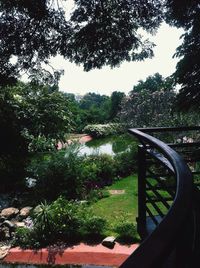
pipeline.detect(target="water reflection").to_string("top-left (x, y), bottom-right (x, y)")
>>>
top-left (79, 134), bottom-right (135, 156)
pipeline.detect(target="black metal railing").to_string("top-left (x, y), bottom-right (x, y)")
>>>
top-left (120, 127), bottom-right (200, 268)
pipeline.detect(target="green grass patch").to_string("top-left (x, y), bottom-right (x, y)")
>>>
top-left (90, 175), bottom-right (138, 235)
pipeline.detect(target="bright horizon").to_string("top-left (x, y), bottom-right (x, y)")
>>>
top-left (20, 21), bottom-right (184, 96)
top-left (49, 22), bottom-right (184, 96)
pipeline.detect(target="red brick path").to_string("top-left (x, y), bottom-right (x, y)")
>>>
top-left (4, 242), bottom-right (138, 267)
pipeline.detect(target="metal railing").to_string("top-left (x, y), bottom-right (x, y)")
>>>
top-left (120, 127), bottom-right (197, 268)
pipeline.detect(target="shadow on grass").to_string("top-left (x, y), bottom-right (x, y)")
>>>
top-left (116, 236), bottom-right (140, 246)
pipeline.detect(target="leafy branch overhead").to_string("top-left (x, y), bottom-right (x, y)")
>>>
top-left (0, 0), bottom-right (200, 109)
top-left (0, 0), bottom-right (163, 83)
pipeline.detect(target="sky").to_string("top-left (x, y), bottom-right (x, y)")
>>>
top-left (50, 22), bottom-right (184, 96)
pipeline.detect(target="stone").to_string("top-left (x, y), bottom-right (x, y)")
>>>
top-left (108, 190), bottom-right (125, 195)
top-left (0, 220), bottom-right (16, 238)
top-left (0, 245), bottom-right (11, 259)
top-left (19, 206), bottom-right (33, 219)
top-left (12, 221), bottom-right (26, 228)
top-left (102, 236), bottom-right (116, 249)
top-left (0, 207), bottom-right (19, 219)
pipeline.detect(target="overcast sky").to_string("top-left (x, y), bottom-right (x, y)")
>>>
top-left (50, 22), bottom-right (184, 96)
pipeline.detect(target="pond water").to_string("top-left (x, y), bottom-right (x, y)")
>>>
top-left (0, 265), bottom-right (112, 268)
top-left (78, 134), bottom-right (136, 156)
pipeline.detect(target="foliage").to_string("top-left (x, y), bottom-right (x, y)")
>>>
top-left (27, 144), bottom-right (84, 200)
top-left (81, 154), bottom-right (116, 191)
top-left (120, 75), bottom-right (200, 128)
top-left (165, 0), bottom-right (200, 110)
top-left (83, 123), bottom-right (125, 138)
top-left (14, 227), bottom-right (40, 249)
top-left (78, 92), bottom-right (111, 127)
top-left (0, 82), bottom-right (75, 191)
top-left (82, 215), bottom-right (107, 237)
top-left (1, 1), bottom-right (200, 111)
top-left (114, 221), bottom-right (137, 242)
top-left (14, 197), bottom-right (107, 248)
top-left (27, 139), bottom-right (138, 201)
top-left (0, 0), bottom-right (163, 85)
top-left (109, 91), bottom-right (125, 120)
top-left (132, 73), bottom-right (174, 93)
top-left (11, 82), bottom-right (74, 143)
top-left (114, 144), bottom-right (137, 177)
top-left (120, 89), bottom-right (176, 128)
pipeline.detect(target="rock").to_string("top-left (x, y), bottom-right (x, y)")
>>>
top-left (0, 245), bottom-right (11, 259)
top-left (19, 206), bottom-right (33, 219)
top-left (0, 217), bottom-right (6, 223)
top-left (102, 236), bottom-right (116, 249)
top-left (12, 221), bottom-right (26, 228)
top-left (0, 207), bottom-right (19, 219)
top-left (0, 220), bottom-right (16, 238)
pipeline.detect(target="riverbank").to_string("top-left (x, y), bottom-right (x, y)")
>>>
top-left (57, 134), bottom-right (92, 150)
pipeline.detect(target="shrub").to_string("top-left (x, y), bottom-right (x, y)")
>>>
top-left (83, 123), bottom-right (125, 138)
top-left (82, 215), bottom-right (107, 237)
top-left (14, 197), bottom-right (108, 248)
top-left (32, 201), bottom-right (54, 240)
top-left (114, 143), bottom-right (137, 176)
top-left (114, 221), bottom-right (137, 242)
top-left (27, 144), bottom-right (84, 200)
top-left (50, 197), bottom-right (84, 240)
top-left (81, 154), bottom-right (116, 191)
top-left (14, 227), bottom-right (40, 249)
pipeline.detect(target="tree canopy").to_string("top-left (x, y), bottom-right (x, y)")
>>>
top-left (0, 0), bottom-right (200, 109)
top-left (0, 0), bottom-right (163, 84)
top-left (165, 0), bottom-right (200, 110)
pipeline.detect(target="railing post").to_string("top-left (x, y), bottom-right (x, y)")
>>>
top-left (137, 145), bottom-right (147, 239)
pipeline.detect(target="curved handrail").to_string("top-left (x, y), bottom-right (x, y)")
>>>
top-left (120, 128), bottom-right (193, 268)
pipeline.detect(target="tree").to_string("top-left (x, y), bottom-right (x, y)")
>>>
top-left (109, 91), bottom-right (125, 120)
top-left (78, 92), bottom-right (110, 125)
top-left (0, 82), bottom-right (75, 190)
top-left (165, 0), bottom-right (200, 110)
top-left (0, 1), bottom-right (199, 107)
top-left (132, 73), bottom-right (174, 93)
top-left (0, 0), bottom-right (163, 86)
top-left (120, 89), bottom-right (177, 128)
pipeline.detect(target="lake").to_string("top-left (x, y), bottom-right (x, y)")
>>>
top-left (78, 134), bottom-right (136, 156)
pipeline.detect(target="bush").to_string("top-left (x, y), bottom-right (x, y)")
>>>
top-left (83, 123), bottom-right (125, 138)
top-left (14, 227), bottom-right (41, 249)
top-left (27, 144), bottom-right (84, 200)
top-left (82, 215), bottom-right (107, 237)
top-left (14, 197), bottom-right (108, 248)
top-left (81, 154), bottom-right (116, 190)
top-left (50, 197), bottom-right (84, 240)
top-left (114, 221), bottom-right (137, 242)
top-left (114, 143), bottom-right (137, 176)
top-left (27, 139), bottom-right (137, 202)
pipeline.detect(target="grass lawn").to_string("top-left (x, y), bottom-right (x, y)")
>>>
top-left (90, 175), bottom-right (138, 235)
